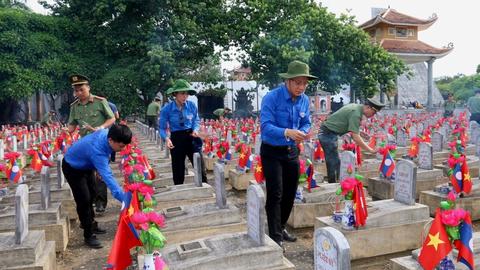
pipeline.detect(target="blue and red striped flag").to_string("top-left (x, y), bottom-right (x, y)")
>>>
top-left (454, 213), bottom-right (474, 270)
top-left (379, 151), bottom-right (395, 178)
top-left (450, 163), bottom-right (463, 193)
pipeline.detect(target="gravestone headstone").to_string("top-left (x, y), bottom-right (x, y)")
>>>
top-left (23, 134), bottom-right (28, 150)
top-left (393, 159), bottom-right (417, 205)
top-left (214, 162), bottom-right (227, 209)
top-left (12, 135), bottom-right (17, 152)
top-left (164, 143), bottom-right (170, 158)
top-left (193, 153), bottom-right (203, 187)
top-left (226, 131), bottom-right (233, 144)
top-left (56, 155), bottom-right (65, 188)
top-left (254, 136), bottom-right (262, 155)
top-left (409, 126), bottom-right (417, 139)
top-left (418, 142), bottom-right (433, 170)
top-left (304, 142), bottom-right (315, 162)
top-left (386, 134), bottom-right (396, 145)
top-left (417, 123), bottom-right (424, 134)
top-left (40, 166), bottom-right (51, 210)
top-left (339, 151), bottom-right (356, 181)
top-left (431, 132), bottom-right (443, 152)
top-left (0, 139), bottom-right (4, 160)
top-left (314, 227), bottom-right (351, 270)
top-left (246, 184), bottom-right (266, 246)
top-left (15, 184), bottom-right (29, 244)
top-left (396, 129), bottom-right (408, 147)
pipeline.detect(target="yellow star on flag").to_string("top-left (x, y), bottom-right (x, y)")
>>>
top-left (464, 172), bottom-right (471, 182)
top-left (411, 145), bottom-right (416, 151)
top-left (255, 166), bottom-right (262, 173)
top-left (426, 232), bottom-right (445, 251)
top-left (239, 153), bottom-right (245, 159)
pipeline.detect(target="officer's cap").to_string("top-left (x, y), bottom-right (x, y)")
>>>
top-left (69, 74), bottom-right (90, 86)
top-left (366, 97), bottom-right (386, 111)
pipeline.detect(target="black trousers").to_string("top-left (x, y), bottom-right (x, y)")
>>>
top-left (470, 113), bottom-right (480, 124)
top-left (62, 158), bottom-right (96, 239)
top-left (94, 172), bottom-right (108, 209)
top-left (318, 126), bottom-right (340, 183)
top-left (260, 143), bottom-right (300, 243)
top-left (147, 115), bottom-right (158, 130)
top-left (170, 130), bottom-right (207, 185)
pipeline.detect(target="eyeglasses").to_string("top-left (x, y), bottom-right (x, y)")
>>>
top-left (370, 106), bottom-right (379, 113)
top-left (290, 79), bottom-right (309, 87)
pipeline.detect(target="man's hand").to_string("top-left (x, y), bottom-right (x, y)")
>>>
top-left (285, 129), bottom-right (307, 142)
top-left (191, 131), bottom-right (199, 137)
top-left (166, 138), bottom-right (174, 149)
top-left (82, 123), bottom-right (95, 132)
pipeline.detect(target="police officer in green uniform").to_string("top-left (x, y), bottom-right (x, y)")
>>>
top-left (213, 107), bottom-right (232, 120)
top-left (146, 96), bottom-right (161, 130)
top-left (67, 74), bottom-right (116, 213)
top-left (318, 98), bottom-right (385, 183)
top-left (443, 93), bottom-right (456, 117)
top-left (467, 88), bottom-right (480, 124)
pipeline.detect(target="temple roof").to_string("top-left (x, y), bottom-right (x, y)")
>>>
top-left (380, 39), bottom-right (453, 56)
top-left (359, 9), bottom-right (437, 31)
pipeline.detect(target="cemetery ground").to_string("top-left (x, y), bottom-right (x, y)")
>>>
top-left (57, 167), bottom-right (480, 270)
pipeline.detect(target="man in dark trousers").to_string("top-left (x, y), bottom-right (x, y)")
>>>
top-left (62, 124), bottom-right (131, 248)
top-left (260, 60), bottom-right (315, 249)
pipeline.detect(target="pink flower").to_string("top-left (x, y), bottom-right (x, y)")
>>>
top-left (441, 209), bottom-right (466, 226)
top-left (131, 212), bottom-right (149, 231)
top-left (447, 191), bottom-right (457, 202)
top-left (123, 164), bottom-right (133, 176)
top-left (147, 212), bottom-right (165, 227)
top-left (340, 178), bottom-right (357, 195)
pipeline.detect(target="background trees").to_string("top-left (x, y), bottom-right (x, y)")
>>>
top-left (0, 0), bottom-right (418, 121)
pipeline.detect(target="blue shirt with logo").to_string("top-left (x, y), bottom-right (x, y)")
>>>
top-left (260, 84), bottom-right (311, 146)
top-left (159, 100), bottom-right (200, 139)
top-left (64, 129), bottom-right (124, 202)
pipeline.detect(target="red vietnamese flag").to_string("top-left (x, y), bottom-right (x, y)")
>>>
top-left (418, 208), bottom-right (453, 270)
top-left (30, 151), bottom-right (43, 172)
top-left (106, 191), bottom-right (142, 270)
top-left (461, 158), bottom-right (472, 194)
top-left (238, 144), bottom-right (250, 168)
top-left (254, 156), bottom-right (265, 184)
top-left (352, 181), bottom-right (367, 227)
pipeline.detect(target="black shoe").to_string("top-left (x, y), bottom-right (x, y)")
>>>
top-left (95, 205), bottom-right (105, 213)
top-left (84, 235), bottom-right (103, 249)
top-left (282, 229), bottom-right (297, 242)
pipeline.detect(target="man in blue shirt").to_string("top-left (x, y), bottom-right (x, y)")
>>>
top-left (260, 60), bottom-right (315, 249)
top-left (159, 79), bottom-right (207, 185)
top-left (62, 124), bottom-right (132, 248)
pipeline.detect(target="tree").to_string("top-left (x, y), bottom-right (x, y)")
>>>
top-left (229, 0), bottom-right (407, 99)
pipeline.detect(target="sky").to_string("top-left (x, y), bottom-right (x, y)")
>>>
top-left (27, 0), bottom-right (479, 78)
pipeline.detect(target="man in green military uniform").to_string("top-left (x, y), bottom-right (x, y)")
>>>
top-left (318, 98), bottom-right (385, 183)
top-left (443, 93), bottom-right (456, 117)
top-left (146, 96), bottom-right (161, 130)
top-left (467, 88), bottom-right (480, 124)
top-left (213, 107), bottom-right (231, 120)
top-left (67, 74), bottom-right (116, 213)
top-left (41, 109), bottom-right (57, 127)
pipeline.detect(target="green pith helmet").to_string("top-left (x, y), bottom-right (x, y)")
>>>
top-left (279, 60), bottom-right (318, 80)
top-left (166, 79), bottom-right (197, 95)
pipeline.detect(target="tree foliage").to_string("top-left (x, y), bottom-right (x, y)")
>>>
top-left (435, 73), bottom-right (480, 102)
top-left (0, 8), bottom-right (78, 101)
top-left (229, 0), bottom-right (407, 98)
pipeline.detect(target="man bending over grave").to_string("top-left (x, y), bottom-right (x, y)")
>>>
top-left (318, 98), bottom-right (385, 183)
top-left (62, 124), bottom-right (131, 248)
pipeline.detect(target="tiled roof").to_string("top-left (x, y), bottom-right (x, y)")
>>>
top-left (360, 9), bottom-right (437, 31)
top-left (379, 39), bottom-right (453, 55)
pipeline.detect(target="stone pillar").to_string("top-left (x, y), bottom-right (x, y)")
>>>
top-left (379, 86), bottom-right (385, 103)
top-left (427, 57), bottom-right (436, 109)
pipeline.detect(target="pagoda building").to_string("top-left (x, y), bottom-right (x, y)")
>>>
top-left (359, 8), bottom-right (453, 108)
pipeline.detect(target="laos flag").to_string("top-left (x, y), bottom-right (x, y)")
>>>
top-left (379, 151), bottom-right (395, 178)
top-left (450, 163), bottom-right (463, 193)
top-left (454, 213), bottom-right (474, 270)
